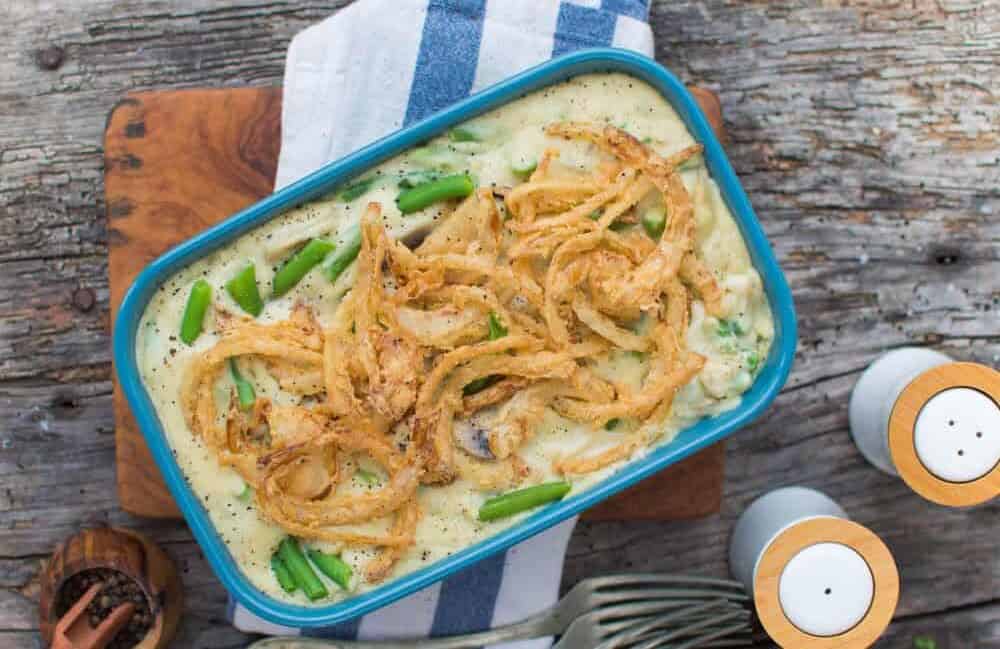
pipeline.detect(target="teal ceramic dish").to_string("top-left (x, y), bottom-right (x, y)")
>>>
top-left (114, 48), bottom-right (797, 627)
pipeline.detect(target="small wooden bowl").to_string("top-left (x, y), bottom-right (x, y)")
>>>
top-left (39, 527), bottom-right (182, 649)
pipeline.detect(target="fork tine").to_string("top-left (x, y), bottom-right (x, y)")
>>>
top-left (598, 601), bottom-right (747, 635)
top-left (621, 609), bottom-right (750, 649)
top-left (594, 600), bottom-right (733, 649)
top-left (651, 621), bottom-right (755, 649)
top-left (614, 607), bottom-right (747, 646)
top-left (595, 587), bottom-right (749, 605)
top-left (599, 598), bottom-right (748, 623)
top-left (588, 574), bottom-right (745, 593)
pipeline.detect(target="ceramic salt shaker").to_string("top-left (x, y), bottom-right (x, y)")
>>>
top-left (729, 486), bottom-right (899, 648)
top-left (849, 347), bottom-right (1000, 506)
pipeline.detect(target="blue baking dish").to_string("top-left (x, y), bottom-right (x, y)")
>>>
top-left (114, 47), bottom-right (796, 627)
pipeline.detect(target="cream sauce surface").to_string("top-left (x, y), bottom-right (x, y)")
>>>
top-left (137, 73), bottom-right (774, 604)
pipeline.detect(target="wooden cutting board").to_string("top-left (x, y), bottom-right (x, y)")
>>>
top-left (105, 85), bottom-right (727, 522)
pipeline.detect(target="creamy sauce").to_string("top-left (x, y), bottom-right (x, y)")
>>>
top-left (137, 73), bottom-right (774, 604)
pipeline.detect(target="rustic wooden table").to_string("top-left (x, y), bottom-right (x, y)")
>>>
top-left (2, 1), bottom-right (998, 647)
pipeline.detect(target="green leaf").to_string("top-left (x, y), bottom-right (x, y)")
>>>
top-left (488, 312), bottom-right (508, 340)
top-left (717, 319), bottom-right (745, 337)
top-left (641, 207), bottom-right (666, 239)
top-left (237, 482), bottom-right (253, 503)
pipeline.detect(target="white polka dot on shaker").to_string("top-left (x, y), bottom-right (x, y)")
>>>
top-left (848, 347), bottom-right (1000, 506)
top-left (729, 487), bottom-right (899, 648)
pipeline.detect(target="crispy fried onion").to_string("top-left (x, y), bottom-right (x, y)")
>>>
top-left (180, 123), bottom-right (724, 586)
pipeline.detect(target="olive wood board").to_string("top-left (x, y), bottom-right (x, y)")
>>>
top-left (105, 85), bottom-right (728, 522)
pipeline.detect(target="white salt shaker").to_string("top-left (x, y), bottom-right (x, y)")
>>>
top-left (729, 486), bottom-right (899, 648)
top-left (849, 347), bottom-right (1000, 506)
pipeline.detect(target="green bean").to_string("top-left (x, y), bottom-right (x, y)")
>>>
top-left (396, 174), bottom-right (474, 214)
top-left (355, 467), bottom-right (379, 485)
top-left (322, 225), bottom-right (362, 284)
top-left (307, 549), bottom-right (353, 590)
top-left (277, 538), bottom-right (327, 600)
top-left (398, 171), bottom-right (441, 189)
top-left (407, 146), bottom-right (467, 171)
top-left (179, 279), bottom-right (212, 345)
top-left (339, 177), bottom-right (376, 202)
top-left (272, 238), bottom-right (335, 297)
top-left (511, 159), bottom-right (537, 179)
top-left (478, 481), bottom-right (572, 521)
top-left (225, 264), bottom-right (264, 317)
top-left (229, 358), bottom-right (256, 410)
top-left (590, 208), bottom-right (629, 231)
top-left (913, 637), bottom-right (937, 649)
top-left (463, 312), bottom-right (507, 395)
top-left (641, 207), bottom-right (666, 240)
top-left (448, 126), bottom-right (482, 142)
top-left (679, 153), bottom-right (704, 172)
top-left (462, 375), bottom-right (501, 396)
top-left (271, 553), bottom-right (298, 593)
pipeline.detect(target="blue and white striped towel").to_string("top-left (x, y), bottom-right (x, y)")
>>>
top-left (232, 0), bottom-right (654, 645)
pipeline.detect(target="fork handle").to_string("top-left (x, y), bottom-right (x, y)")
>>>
top-left (246, 612), bottom-right (557, 649)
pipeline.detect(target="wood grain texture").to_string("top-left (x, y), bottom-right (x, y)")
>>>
top-left (106, 87), bottom-right (281, 518)
top-left (103, 84), bottom-right (726, 522)
top-left (2, 1), bottom-right (998, 647)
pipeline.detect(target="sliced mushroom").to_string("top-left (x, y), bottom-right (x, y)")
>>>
top-left (453, 417), bottom-right (496, 460)
top-left (400, 222), bottom-right (435, 249)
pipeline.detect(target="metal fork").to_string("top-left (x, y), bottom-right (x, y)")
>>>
top-left (247, 574), bottom-right (754, 649)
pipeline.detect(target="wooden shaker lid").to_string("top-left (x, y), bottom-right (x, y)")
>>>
top-left (889, 362), bottom-right (1000, 507)
top-left (754, 517), bottom-right (899, 649)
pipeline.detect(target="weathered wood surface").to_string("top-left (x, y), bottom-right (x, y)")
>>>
top-left (1, 1), bottom-right (997, 647)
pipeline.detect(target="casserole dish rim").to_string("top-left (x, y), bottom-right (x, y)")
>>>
top-left (113, 47), bottom-right (797, 627)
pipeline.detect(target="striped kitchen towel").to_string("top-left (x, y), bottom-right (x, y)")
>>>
top-left (274, 0), bottom-right (654, 188)
top-left (232, 0), bottom-right (654, 645)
